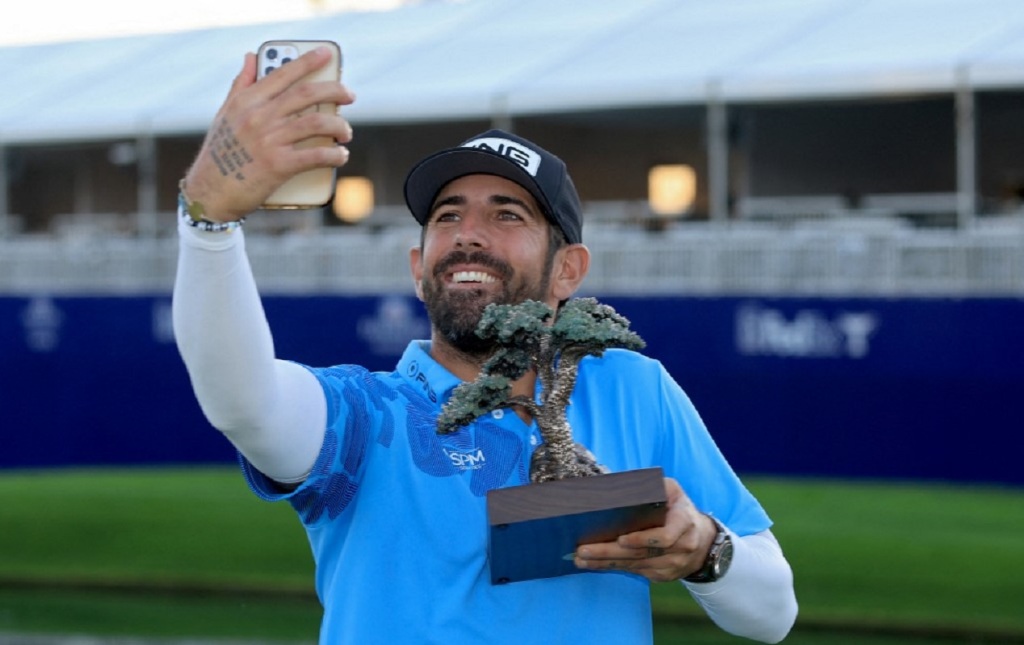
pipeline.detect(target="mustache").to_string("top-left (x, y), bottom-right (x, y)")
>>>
top-left (432, 251), bottom-right (513, 281)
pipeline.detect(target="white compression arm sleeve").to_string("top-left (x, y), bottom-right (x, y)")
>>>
top-left (172, 215), bottom-right (326, 483)
top-left (683, 528), bottom-right (798, 644)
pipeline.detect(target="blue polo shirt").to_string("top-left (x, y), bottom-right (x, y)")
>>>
top-left (243, 341), bottom-right (771, 645)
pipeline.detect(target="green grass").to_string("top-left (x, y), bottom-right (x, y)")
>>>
top-left (0, 588), bottom-right (321, 642)
top-left (0, 467), bottom-right (312, 588)
top-left (1, 468), bottom-right (1022, 643)
top-left (654, 477), bottom-right (1024, 635)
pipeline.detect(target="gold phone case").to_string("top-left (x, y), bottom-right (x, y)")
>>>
top-left (256, 40), bottom-right (342, 209)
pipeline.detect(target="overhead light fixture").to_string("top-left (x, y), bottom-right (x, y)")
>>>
top-left (333, 176), bottom-right (375, 223)
top-left (648, 164), bottom-right (696, 216)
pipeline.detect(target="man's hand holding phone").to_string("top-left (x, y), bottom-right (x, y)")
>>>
top-left (182, 43), bottom-right (353, 223)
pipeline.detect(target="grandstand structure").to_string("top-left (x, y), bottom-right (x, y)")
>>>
top-left (2, 211), bottom-right (1022, 297)
top-left (1, 0), bottom-right (1024, 296)
top-left (4, 1), bottom-right (1024, 484)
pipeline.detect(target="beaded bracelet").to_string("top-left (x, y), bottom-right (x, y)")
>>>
top-left (178, 179), bottom-right (244, 233)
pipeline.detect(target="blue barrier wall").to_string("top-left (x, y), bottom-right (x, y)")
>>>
top-left (2, 294), bottom-right (1021, 485)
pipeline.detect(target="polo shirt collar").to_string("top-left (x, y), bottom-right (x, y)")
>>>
top-left (396, 340), bottom-right (462, 406)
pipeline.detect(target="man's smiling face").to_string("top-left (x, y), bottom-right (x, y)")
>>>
top-left (410, 173), bottom-right (557, 356)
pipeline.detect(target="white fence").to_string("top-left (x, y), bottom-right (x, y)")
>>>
top-left (1, 216), bottom-right (1022, 297)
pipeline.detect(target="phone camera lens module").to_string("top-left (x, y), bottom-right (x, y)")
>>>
top-left (282, 57), bottom-right (293, 64)
top-left (266, 48), bottom-right (278, 60)
top-left (264, 66), bottom-right (275, 75)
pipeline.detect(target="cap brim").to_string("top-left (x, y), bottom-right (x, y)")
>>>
top-left (404, 148), bottom-right (553, 225)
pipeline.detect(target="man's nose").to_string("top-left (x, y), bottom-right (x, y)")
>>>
top-left (454, 213), bottom-right (488, 248)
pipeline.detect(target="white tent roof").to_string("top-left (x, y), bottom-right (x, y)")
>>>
top-left (2, 0), bottom-right (1024, 144)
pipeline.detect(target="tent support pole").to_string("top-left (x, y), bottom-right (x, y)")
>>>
top-left (707, 81), bottom-right (728, 224)
top-left (955, 66), bottom-right (976, 229)
top-left (0, 144), bottom-right (9, 237)
top-left (137, 132), bottom-right (158, 238)
top-left (490, 94), bottom-right (513, 132)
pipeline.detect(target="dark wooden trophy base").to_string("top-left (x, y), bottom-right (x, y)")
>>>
top-left (486, 467), bottom-right (668, 585)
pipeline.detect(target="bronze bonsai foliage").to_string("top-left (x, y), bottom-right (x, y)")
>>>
top-left (437, 297), bottom-right (645, 483)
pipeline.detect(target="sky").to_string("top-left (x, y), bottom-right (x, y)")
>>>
top-left (0, 0), bottom-right (405, 46)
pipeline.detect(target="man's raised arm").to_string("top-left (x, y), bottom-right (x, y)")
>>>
top-left (172, 48), bottom-right (354, 483)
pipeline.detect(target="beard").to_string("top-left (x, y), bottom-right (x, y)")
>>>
top-left (421, 250), bottom-right (552, 359)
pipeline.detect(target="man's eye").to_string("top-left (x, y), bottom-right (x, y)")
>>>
top-left (498, 210), bottom-right (524, 221)
top-left (433, 212), bottom-right (459, 223)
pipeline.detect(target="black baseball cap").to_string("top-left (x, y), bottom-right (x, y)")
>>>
top-left (403, 129), bottom-right (583, 245)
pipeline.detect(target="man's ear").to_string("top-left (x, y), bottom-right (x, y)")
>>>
top-left (409, 246), bottom-right (425, 301)
top-left (551, 243), bottom-right (590, 302)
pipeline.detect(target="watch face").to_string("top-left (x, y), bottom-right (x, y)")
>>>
top-left (714, 539), bottom-right (735, 578)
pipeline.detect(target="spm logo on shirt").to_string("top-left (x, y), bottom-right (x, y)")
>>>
top-left (444, 448), bottom-right (486, 471)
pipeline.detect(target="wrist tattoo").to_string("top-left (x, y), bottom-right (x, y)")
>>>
top-left (208, 119), bottom-right (254, 181)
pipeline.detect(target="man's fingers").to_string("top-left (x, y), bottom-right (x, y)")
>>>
top-left (261, 136), bottom-right (352, 176)
top-left (576, 542), bottom-right (649, 562)
top-left (271, 110), bottom-right (352, 146)
top-left (293, 144), bottom-right (351, 169)
top-left (232, 52), bottom-right (259, 92)
top-left (273, 81), bottom-right (355, 123)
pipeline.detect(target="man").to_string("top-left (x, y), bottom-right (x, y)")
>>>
top-left (173, 47), bottom-right (797, 644)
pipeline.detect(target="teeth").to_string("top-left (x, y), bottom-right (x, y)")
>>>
top-left (453, 271), bottom-right (496, 284)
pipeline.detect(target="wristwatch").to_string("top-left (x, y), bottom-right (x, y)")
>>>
top-left (683, 515), bottom-right (733, 583)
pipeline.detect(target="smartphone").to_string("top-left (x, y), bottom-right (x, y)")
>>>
top-left (256, 40), bottom-right (343, 209)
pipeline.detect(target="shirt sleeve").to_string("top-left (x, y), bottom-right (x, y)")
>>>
top-left (172, 212), bottom-right (327, 483)
top-left (684, 528), bottom-right (798, 643)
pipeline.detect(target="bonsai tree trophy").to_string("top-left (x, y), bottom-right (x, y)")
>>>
top-left (438, 297), bottom-right (668, 584)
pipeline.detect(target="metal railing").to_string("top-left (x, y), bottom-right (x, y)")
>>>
top-left (1, 212), bottom-right (1022, 297)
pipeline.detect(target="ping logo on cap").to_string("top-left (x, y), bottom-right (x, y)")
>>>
top-left (462, 137), bottom-right (542, 177)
